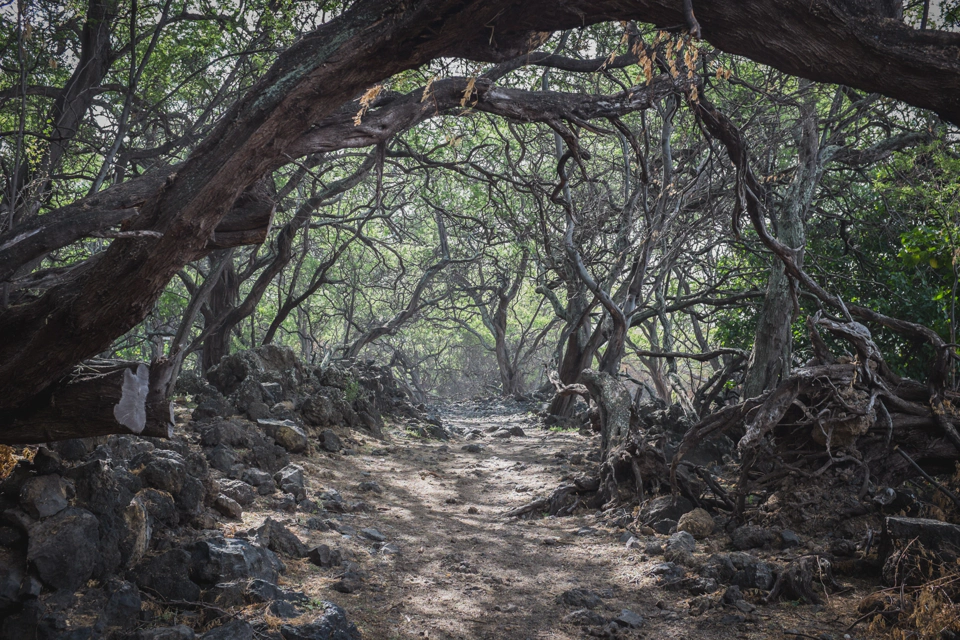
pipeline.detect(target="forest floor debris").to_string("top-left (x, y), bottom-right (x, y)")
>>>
top-left (0, 394), bottom-right (910, 639)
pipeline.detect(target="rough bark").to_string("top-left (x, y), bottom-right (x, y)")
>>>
top-left (741, 95), bottom-right (816, 398)
top-left (4, 0), bottom-right (960, 438)
top-left (0, 360), bottom-right (174, 444)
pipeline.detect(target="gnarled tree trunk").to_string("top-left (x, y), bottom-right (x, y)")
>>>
top-left (0, 360), bottom-right (173, 444)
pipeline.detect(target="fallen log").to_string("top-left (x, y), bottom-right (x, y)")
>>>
top-left (0, 360), bottom-right (174, 444)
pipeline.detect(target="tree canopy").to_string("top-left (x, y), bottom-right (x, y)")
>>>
top-left (2, 0), bottom-right (960, 442)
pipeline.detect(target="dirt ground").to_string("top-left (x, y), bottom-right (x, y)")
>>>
top-left (226, 403), bottom-right (870, 640)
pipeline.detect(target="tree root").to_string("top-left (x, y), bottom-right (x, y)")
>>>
top-left (765, 555), bottom-right (846, 605)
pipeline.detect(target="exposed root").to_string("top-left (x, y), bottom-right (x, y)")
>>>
top-left (765, 555), bottom-right (846, 605)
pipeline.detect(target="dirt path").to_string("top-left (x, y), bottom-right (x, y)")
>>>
top-left (242, 404), bottom-right (866, 640)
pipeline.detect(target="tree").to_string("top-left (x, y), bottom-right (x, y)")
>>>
top-left (3, 0), bottom-right (960, 442)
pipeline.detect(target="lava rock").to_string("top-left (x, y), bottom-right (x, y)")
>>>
top-left (556, 588), bottom-right (603, 609)
top-left (731, 525), bottom-right (777, 551)
top-left (651, 561), bottom-right (684, 580)
top-left (136, 488), bottom-right (179, 528)
top-left (307, 545), bottom-right (342, 568)
top-left (242, 468), bottom-right (277, 495)
top-left (202, 582), bottom-right (246, 608)
top-left (885, 516), bottom-right (960, 550)
top-left (256, 518), bottom-right (307, 558)
top-left (700, 552), bottom-right (776, 590)
top-left (613, 609), bottom-right (644, 629)
top-left (279, 601), bottom-right (361, 639)
top-left (780, 529), bottom-right (801, 548)
top-left (201, 619), bottom-right (254, 640)
top-left (270, 599), bottom-right (301, 619)
top-left (273, 493), bottom-right (297, 512)
top-left (664, 531), bottom-right (697, 565)
top-left (651, 519), bottom-right (678, 535)
top-left (198, 420), bottom-right (250, 449)
top-left (213, 495), bottom-right (242, 519)
top-left (319, 430), bottom-right (343, 453)
top-left (359, 527), bottom-right (386, 542)
top-left (19, 475), bottom-right (71, 519)
top-left (218, 480), bottom-right (257, 507)
top-left (0, 549), bottom-right (25, 612)
top-left (138, 625), bottom-right (196, 640)
top-left (244, 578), bottom-right (284, 603)
top-left (331, 572), bottom-right (364, 593)
top-left (244, 438), bottom-right (289, 474)
top-left (189, 537), bottom-right (284, 586)
top-left (65, 460), bottom-right (136, 518)
top-left (134, 549), bottom-right (201, 601)
top-left (357, 481), bottom-right (382, 494)
top-left (206, 444), bottom-right (238, 474)
top-left (192, 396), bottom-right (230, 422)
top-left (275, 465), bottom-right (306, 500)
top-left (27, 507), bottom-right (99, 591)
top-left (642, 495), bottom-right (694, 524)
top-left (132, 450), bottom-right (188, 496)
top-left (99, 579), bottom-right (142, 630)
top-left (257, 419), bottom-right (309, 454)
top-left (31, 449), bottom-right (63, 476)
top-left (562, 609), bottom-right (607, 626)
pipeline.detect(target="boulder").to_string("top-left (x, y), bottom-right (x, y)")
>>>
top-left (700, 552), bottom-right (776, 590)
top-left (192, 395), bottom-right (230, 422)
top-left (65, 459), bottom-right (136, 517)
top-left (134, 549), bottom-right (201, 601)
top-left (731, 525), bottom-right (777, 551)
top-left (132, 450), bottom-right (187, 496)
top-left (27, 507), bottom-right (99, 591)
top-left (885, 516), bottom-right (960, 551)
top-left (198, 420), bottom-right (250, 448)
top-left (275, 465), bottom-right (306, 500)
top-left (0, 549), bottom-right (25, 612)
top-left (138, 626), bottom-right (196, 640)
top-left (556, 588), bottom-right (603, 609)
top-left (189, 537), bottom-right (284, 586)
top-left (307, 545), bottom-right (342, 568)
top-left (301, 394), bottom-right (341, 428)
top-left (213, 495), bottom-right (242, 519)
top-left (677, 508), bottom-right (714, 540)
top-left (257, 419), bottom-right (309, 454)
top-left (562, 609), bottom-right (607, 627)
top-left (613, 609), bottom-right (644, 629)
top-left (219, 480), bottom-right (257, 507)
top-left (664, 531), bottom-right (697, 565)
top-left (279, 601), bottom-right (361, 640)
top-left (206, 444), bottom-right (238, 473)
top-left (136, 489), bottom-right (179, 528)
top-left (242, 468), bottom-right (277, 495)
top-left (780, 530), bottom-right (801, 548)
top-left (201, 619), bottom-right (254, 640)
top-left (31, 448), bottom-right (63, 476)
top-left (99, 579), bottom-right (142, 631)
top-left (641, 496), bottom-right (693, 524)
top-left (19, 475), bottom-right (71, 519)
top-left (244, 438), bottom-right (289, 474)
top-left (319, 429), bottom-right (343, 453)
top-left (256, 519), bottom-right (308, 558)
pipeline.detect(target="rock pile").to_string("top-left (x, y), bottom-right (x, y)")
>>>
top-left (0, 424), bottom-right (361, 639)
top-left (182, 345), bottom-right (445, 443)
